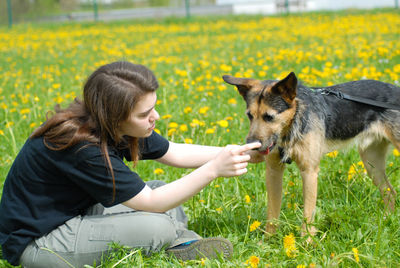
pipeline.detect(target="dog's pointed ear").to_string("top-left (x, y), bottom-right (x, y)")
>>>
top-left (222, 75), bottom-right (254, 99)
top-left (271, 72), bottom-right (297, 103)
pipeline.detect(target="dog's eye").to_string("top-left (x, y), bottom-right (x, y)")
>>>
top-left (262, 113), bottom-right (274, 122)
top-left (246, 112), bottom-right (253, 121)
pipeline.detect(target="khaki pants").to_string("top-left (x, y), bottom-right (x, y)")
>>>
top-left (19, 181), bottom-right (201, 268)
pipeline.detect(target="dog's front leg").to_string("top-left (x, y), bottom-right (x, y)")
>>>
top-left (265, 152), bottom-right (285, 235)
top-left (299, 166), bottom-right (320, 238)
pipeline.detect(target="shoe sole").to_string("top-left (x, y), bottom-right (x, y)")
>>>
top-left (166, 237), bottom-right (233, 261)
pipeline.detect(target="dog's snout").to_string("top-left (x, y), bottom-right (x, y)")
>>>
top-left (246, 138), bottom-right (262, 150)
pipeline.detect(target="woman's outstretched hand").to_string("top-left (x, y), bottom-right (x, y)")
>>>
top-left (208, 142), bottom-right (261, 178)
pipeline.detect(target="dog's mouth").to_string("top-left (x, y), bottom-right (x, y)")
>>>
top-left (258, 141), bottom-right (276, 155)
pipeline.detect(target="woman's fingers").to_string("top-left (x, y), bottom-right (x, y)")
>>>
top-left (232, 142), bottom-right (261, 155)
top-left (232, 154), bottom-right (250, 163)
top-left (234, 162), bottom-right (248, 170)
top-left (213, 142), bottom-right (261, 178)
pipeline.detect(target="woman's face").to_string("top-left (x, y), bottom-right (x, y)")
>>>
top-left (118, 91), bottom-right (159, 138)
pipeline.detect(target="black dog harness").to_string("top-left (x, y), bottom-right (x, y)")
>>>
top-left (315, 88), bottom-right (400, 110)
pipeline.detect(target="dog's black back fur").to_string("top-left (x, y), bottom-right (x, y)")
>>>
top-left (296, 80), bottom-right (400, 140)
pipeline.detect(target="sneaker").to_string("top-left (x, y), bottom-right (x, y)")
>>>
top-left (166, 237), bottom-right (233, 261)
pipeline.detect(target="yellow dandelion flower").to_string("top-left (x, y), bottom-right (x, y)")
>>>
top-left (169, 94), bottom-right (178, 101)
top-left (190, 119), bottom-right (205, 127)
top-left (199, 199), bottom-right (205, 203)
top-left (246, 255), bottom-right (260, 268)
top-left (228, 98), bottom-right (237, 105)
top-left (184, 106), bottom-right (192, 114)
top-left (217, 120), bottom-right (229, 128)
top-left (218, 84), bottom-right (227, 91)
top-left (245, 194), bottom-right (251, 203)
top-left (215, 207), bottom-right (222, 213)
top-left (168, 122), bottom-right (178, 128)
top-left (168, 128), bottom-right (176, 136)
top-left (352, 247), bottom-right (359, 263)
top-left (250, 220), bottom-right (261, 232)
top-left (205, 128), bottom-right (215, 134)
top-left (283, 233), bottom-right (297, 258)
top-left (258, 70), bottom-right (267, 77)
top-left (154, 168), bottom-right (164, 175)
top-left (179, 124), bottom-right (188, 132)
top-left (199, 106), bottom-right (210, 114)
top-left (175, 69), bottom-right (187, 77)
top-left (0, 130), bottom-right (4, 135)
top-left (393, 149), bottom-right (400, 157)
top-left (154, 128), bottom-right (161, 134)
top-left (220, 64), bottom-right (232, 72)
top-left (347, 164), bottom-right (357, 180)
top-left (162, 114), bottom-right (172, 119)
top-left (326, 150), bottom-right (338, 158)
top-left (54, 96), bottom-right (64, 104)
top-left (20, 108), bottom-right (31, 115)
top-left (5, 122), bottom-right (14, 128)
top-left (52, 83), bottom-right (61, 89)
top-left (29, 122), bottom-right (37, 128)
top-left (184, 138), bottom-right (193, 144)
top-left (296, 265), bottom-right (306, 268)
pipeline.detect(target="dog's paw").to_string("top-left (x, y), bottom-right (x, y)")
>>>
top-left (300, 224), bottom-right (317, 237)
top-left (265, 222), bottom-right (278, 235)
top-left (383, 187), bottom-right (397, 213)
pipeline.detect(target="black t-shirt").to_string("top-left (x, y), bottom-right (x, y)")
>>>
top-left (0, 131), bottom-right (169, 265)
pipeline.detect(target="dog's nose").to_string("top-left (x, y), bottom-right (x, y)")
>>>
top-left (246, 138), bottom-right (262, 150)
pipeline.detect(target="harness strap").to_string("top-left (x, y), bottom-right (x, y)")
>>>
top-left (316, 88), bottom-right (400, 111)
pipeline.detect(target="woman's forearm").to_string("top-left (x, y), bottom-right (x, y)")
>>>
top-left (157, 142), bottom-right (223, 168)
top-left (124, 161), bottom-right (217, 212)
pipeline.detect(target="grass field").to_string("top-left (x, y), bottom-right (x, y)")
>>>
top-left (1, 8), bottom-right (400, 268)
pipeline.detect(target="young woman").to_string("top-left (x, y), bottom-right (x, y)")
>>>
top-left (0, 61), bottom-right (261, 267)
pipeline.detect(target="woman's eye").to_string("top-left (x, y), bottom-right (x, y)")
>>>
top-left (263, 113), bottom-right (274, 122)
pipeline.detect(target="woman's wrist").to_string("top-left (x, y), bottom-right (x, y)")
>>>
top-left (199, 160), bottom-right (219, 182)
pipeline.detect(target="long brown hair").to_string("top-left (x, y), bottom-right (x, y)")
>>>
top-left (31, 61), bottom-right (159, 202)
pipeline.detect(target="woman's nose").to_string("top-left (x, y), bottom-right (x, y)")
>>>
top-left (151, 109), bottom-right (160, 121)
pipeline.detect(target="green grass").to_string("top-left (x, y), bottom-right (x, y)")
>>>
top-left (1, 8), bottom-right (400, 267)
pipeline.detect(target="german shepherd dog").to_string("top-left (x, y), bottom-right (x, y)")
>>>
top-left (223, 72), bottom-right (400, 237)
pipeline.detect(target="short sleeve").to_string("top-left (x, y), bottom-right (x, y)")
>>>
top-left (72, 146), bottom-right (146, 207)
top-left (139, 131), bottom-right (169, 160)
